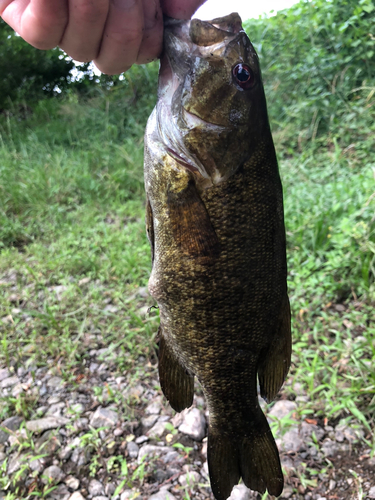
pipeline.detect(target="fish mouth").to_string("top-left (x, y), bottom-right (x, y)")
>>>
top-left (182, 108), bottom-right (228, 131)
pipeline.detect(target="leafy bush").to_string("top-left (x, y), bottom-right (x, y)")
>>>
top-left (245, 0), bottom-right (375, 146)
top-left (0, 20), bottom-right (75, 109)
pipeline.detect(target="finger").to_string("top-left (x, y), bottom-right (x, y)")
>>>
top-left (59, 0), bottom-right (109, 62)
top-left (0, 0), bottom-right (68, 49)
top-left (161, 0), bottom-right (206, 19)
top-left (136, 0), bottom-right (163, 64)
top-left (94, 0), bottom-right (144, 75)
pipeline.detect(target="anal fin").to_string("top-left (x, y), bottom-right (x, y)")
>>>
top-left (158, 328), bottom-right (194, 412)
top-left (258, 294), bottom-right (292, 402)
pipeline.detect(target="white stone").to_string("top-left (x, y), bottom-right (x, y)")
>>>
top-left (90, 407), bottom-right (118, 428)
top-left (228, 484), bottom-right (252, 500)
top-left (42, 465), bottom-right (65, 484)
top-left (268, 400), bottom-right (297, 420)
top-left (64, 476), bottom-right (80, 490)
top-left (178, 408), bottom-right (206, 441)
top-left (88, 479), bottom-right (105, 496)
top-left (26, 416), bottom-right (69, 433)
top-left (68, 493), bottom-right (85, 500)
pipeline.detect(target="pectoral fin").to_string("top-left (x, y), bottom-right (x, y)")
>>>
top-left (167, 179), bottom-right (220, 260)
top-left (158, 327), bottom-right (194, 412)
top-left (258, 294), bottom-right (292, 402)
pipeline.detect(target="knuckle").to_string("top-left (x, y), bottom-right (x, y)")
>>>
top-left (74, 0), bottom-right (108, 24)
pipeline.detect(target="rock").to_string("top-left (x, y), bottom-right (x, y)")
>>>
top-left (147, 421), bottom-right (167, 439)
top-left (300, 422), bottom-right (325, 442)
top-left (47, 377), bottom-right (64, 388)
top-left (328, 480), bottom-right (336, 491)
top-left (268, 400), bottom-right (297, 420)
top-left (0, 416), bottom-right (23, 443)
top-left (0, 368), bottom-right (10, 381)
top-left (1, 376), bottom-right (19, 388)
top-left (138, 445), bottom-right (174, 462)
top-left (280, 485), bottom-right (294, 499)
top-left (105, 483), bottom-right (116, 497)
top-left (47, 483), bottom-right (71, 500)
top-left (178, 471), bottom-right (200, 487)
top-left (127, 441), bottom-right (139, 458)
top-left (59, 444), bottom-right (73, 460)
top-left (334, 422), bottom-right (364, 442)
top-left (90, 407), bottom-right (118, 428)
top-left (71, 447), bottom-right (91, 466)
top-left (120, 491), bottom-right (137, 500)
top-left (42, 465), bottom-right (65, 484)
top-left (48, 396), bottom-right (61, 405)
top-left (89, 362), bottom-right (99, 373)
top-left (68, 493), bottom-right (85, 500)
top-left (154, 469), bottom-right (168, 482)
top-left (26, 416), bottom-right (70, 433)
top-left (70, 403), bottom-right (85, 414)
top-left (161, 451), bottom-right (179, 464)
top-left (36, 431), bottom-right (61, 454)
top-left (321, 438), bottom-right (339, 457)
top-left (145, 401), bottom-right (161, 415)
top-left (88, 479), bottom-right (105, 496)
top-left (276, 426), bottom-right (305, 453)
top-left (47, 402), bottom-right (66, 417)
top-left (135, 435), bottom-right (148, 444)
top-left (368, 486), bottom-right (375, 499)
top-left (141, 414), bottom-right (158, 429)
top-left (7, 453), bottom-right (25, 474)
top-left (65, 476), bottom-right (80, 490)
top-left (178, 408), bottom-right (206, 441)
top-left (29, 457), bottom-right (46, 472)
top-left (12, 383), bottom-right (24, 397)
top-left (148, 487), bottom-right (177, 500)
top-left (124, 384), bottom-right (144, 399)
top-left (228, 484), bottom-right (252, 500)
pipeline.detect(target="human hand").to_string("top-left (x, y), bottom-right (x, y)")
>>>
top-left (0, 0), bottom-right (206, 74)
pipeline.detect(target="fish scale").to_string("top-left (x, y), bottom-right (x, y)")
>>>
top-left (144, 12), bottom-right (291, 500)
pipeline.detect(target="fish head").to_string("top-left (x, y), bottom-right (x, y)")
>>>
top-left (156, 13), bottom-right (270, 186)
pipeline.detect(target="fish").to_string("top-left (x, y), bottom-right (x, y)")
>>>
top-left (143, 12), bottom-right (291, 499)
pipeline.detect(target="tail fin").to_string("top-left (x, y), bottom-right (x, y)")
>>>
top-left (207, 419), bottom-right (283, 500)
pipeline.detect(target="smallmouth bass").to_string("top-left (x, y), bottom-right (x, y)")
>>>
top-left (144, 12), bottom-right (291, 499)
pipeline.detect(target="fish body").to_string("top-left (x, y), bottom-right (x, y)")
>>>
top-left (144, 13), bottom-right (291, 499)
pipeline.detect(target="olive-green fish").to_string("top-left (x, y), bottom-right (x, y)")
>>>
top-left (144, 13), bottom-right (291, 499)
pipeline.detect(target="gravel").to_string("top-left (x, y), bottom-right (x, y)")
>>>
top-left (0, 345), bottom-right (372, 500)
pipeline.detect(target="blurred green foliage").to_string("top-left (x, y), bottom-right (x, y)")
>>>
top-left (245, 0), bottom-right (375, 147)
top-left (0, 20), bottom-right (75, 109)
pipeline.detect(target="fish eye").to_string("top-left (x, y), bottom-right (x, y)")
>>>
top-left (232, 63), bottom-right (255, 90)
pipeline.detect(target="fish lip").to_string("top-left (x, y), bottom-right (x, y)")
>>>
top-left (182, 107), bottom-right (228, 131)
